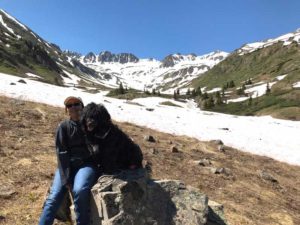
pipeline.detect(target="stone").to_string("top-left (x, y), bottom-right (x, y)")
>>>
top-left (209, 167), bottom-right (232, 176)
top-left (144, 135), bottom-right (156, 143)
top-left (18, 79), bottom-right (27, 84)
top-left (150, 148), bottom-right (158, 154)
top-left (171, 145), bottom-right (179, 153)
top-left (210, 140), bottom-right (224, 145)
top-left (0, 184), bottom-right (16, 199)
top-left (194, 159), bottom-right (212, 167)
top-left (207, 200), bottom-right (227, 225)
top-left (258, 170), bottom-right (278, 183)
top-left (146, 108), bottom-right (154, 112)
top-left (218, 145), bottom-right (225, 152)
top-left (89, 169), bottom-right (221, 225)
top-left (10, 82), bottom-right (16, 85)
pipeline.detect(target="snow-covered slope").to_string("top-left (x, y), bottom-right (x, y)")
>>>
top-left (67, 50), bottom-right (229, 92)
top-left (1, 72), bottom-right (300, 166)
top-left (237, 28), bottom-right (300, 55)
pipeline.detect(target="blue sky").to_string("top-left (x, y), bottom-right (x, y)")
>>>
top-left (1, 0), bottom-right (299, 59)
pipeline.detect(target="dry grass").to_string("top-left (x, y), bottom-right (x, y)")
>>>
top-left (0, 95), bottom-right (299, 225)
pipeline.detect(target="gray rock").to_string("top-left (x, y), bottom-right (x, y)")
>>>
top-left (171, 145), bottom-right (179, 153)
top-left (194, 159), bottom-right (212, 167)
top-left (144, 135), bottom-right (156, 143)
top-left (18, 79), bottom-right (27, 84)
top-left (209, 167), bottom-right (232, 176)
top-left (258, 170), bottom-right (278, 183)
top-left (218, 145), bottom-right (225, 152)
top-left (90, 169), bottom-right (213, 225)
top-left (150, 148), bottom-right (158, 154)
top-left (207, 200), bottom-right (227, 225)
top-left (210, 140), bottom-right (224, 145)
top-left (10, 82), bottom-right (16, 85)
top-left (0, 184), bottom-right (16, 199)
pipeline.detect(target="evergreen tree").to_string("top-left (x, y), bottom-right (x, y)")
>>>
top-left (157, 90), bottom-right (161, 96)
top-left (152, 89), bottom-right (156, 95)
top-left (229, 80), bottom-right (235, 88)
top-left (215, 91), bottom-right (223, 105)
top-left (176, 89), bottom-right (180, 95)
top-left (186, 88), bottom-right (191, 96)
top-left (173, 90), bottom-right (177, 100)
top-left (196, 87), bottom-right (202, 96)
top-left (119, 82), bottom-right (125, 94)
top-left (248, 95), bottom-right (253, 106)
top-left (266, 82), bottom-right (271, 95)
top-left (242, 84), bottom-right (246, 90)
top-left (236, 87), bottom-right (245, 95)
top-left (221, 87), bottom-right (225, 98)
top-left (191, 89), bottom-right (196, 97)
top-left (201, 92), bottom-right (209, 100)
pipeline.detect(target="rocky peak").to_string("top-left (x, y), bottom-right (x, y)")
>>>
top-left (161, 53), bottom-right (197, 68)
top-left (83, 52), bottom-right (96, 63)
top-left (63, 50), bottom-right (82, 59)
top-left (98, 51), bottom-right (139, 64)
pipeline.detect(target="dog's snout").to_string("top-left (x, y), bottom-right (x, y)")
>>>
top-left (86, 118), bottom-right (97, 131)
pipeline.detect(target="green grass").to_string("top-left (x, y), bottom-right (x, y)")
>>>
top-left (192, 42), bottom-right (300, 89)
top-left (209, 89), bottom-right (300, 120)
top-left (159, 101), bottom-right (182, 107)
top-left (106, 88), bottom-right (174, 100)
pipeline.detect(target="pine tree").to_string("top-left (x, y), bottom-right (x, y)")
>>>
top-left (229, 80), bottom-right (235, 88)
top-left (119, 82), bottom-right (125, 94)
top-left (215, 91), bottom-right (223, 105)
top-left (191, 89), bottom-right (196, 97)
top-left (248, 95), bottom-right (252, 106)
top-left (221, 87), bottom-right (225, 98)
top-left (266, 82), bottom-right (271, 95)
top-left (173, 90), bottom-right (177, 100)
top-left (152, 89), bottom-right (156, 95)
top-left (202, 92), bottom-right (209, 100)
top-left (196, 87), bottom-right (202, 96)
top-left (157, 90), bottom-right (161, 96)
top-left (186, 88), bottom-right (191, 96)
top-left (176, 89), bottom-right (180, 95)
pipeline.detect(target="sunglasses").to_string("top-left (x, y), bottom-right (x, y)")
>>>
top-left (66, 102), bottom-right (81, 108)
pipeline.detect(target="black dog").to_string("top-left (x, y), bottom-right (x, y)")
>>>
top-left (80, 102), bottom-right (143, 174)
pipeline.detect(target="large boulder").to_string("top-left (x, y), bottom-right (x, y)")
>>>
top-left (89, 169), bottom-right (227, 225)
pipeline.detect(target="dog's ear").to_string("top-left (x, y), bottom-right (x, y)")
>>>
top-left (97, 104), bottom-right (112, 125)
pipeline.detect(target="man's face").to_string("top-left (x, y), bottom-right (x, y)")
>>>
top-left (66, 102), bottom-right (83, 120)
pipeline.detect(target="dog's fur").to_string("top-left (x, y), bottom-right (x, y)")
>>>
top-left (81, 102), bottom-right (143, 174)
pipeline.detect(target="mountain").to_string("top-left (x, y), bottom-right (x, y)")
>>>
top-left (0, 9), bottom-right (104, 88)
top-left (0, 9), bottom-right (229, 92)
top-left (71, 50), bottom-right (229, 91)
top-left (190, 29), bottom-right (300, 120)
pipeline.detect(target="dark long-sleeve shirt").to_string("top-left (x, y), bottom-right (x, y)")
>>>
top-left (55, 119), bottom-right (91, 185)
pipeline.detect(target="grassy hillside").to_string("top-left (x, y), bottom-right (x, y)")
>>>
top-left (192, 42), bottom-right (300, 89)
top-left (190, 42), bottom-right (300, 120)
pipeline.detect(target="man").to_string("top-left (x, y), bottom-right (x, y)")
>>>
top-left (39, 96), bottom-right (97, 225)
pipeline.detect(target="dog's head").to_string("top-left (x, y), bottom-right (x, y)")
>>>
top-left (80, 102), bottom-right (112, 137)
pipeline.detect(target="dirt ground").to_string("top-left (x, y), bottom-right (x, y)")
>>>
top-left (0, 95), bottom-right (299, 225)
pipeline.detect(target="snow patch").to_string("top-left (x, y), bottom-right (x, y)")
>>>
top-left (0, 73), bottom-right (300, 166)
top-left (0, 14), bottom-right (15, 34)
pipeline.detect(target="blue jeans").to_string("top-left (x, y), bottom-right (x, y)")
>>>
top-left (39, 166), bottom-right (97, 225)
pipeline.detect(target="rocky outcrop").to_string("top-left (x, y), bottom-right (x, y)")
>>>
top-left (84, 52), bottom-right (97, 63)
top-left (89, 169), bottom-right (227, 225)
top-left (71, 59), bottom-right (98, 77)
top-left (98, 51), bottom-right (139, 64)
top-left (161, 54), bottom-right (197, 68)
